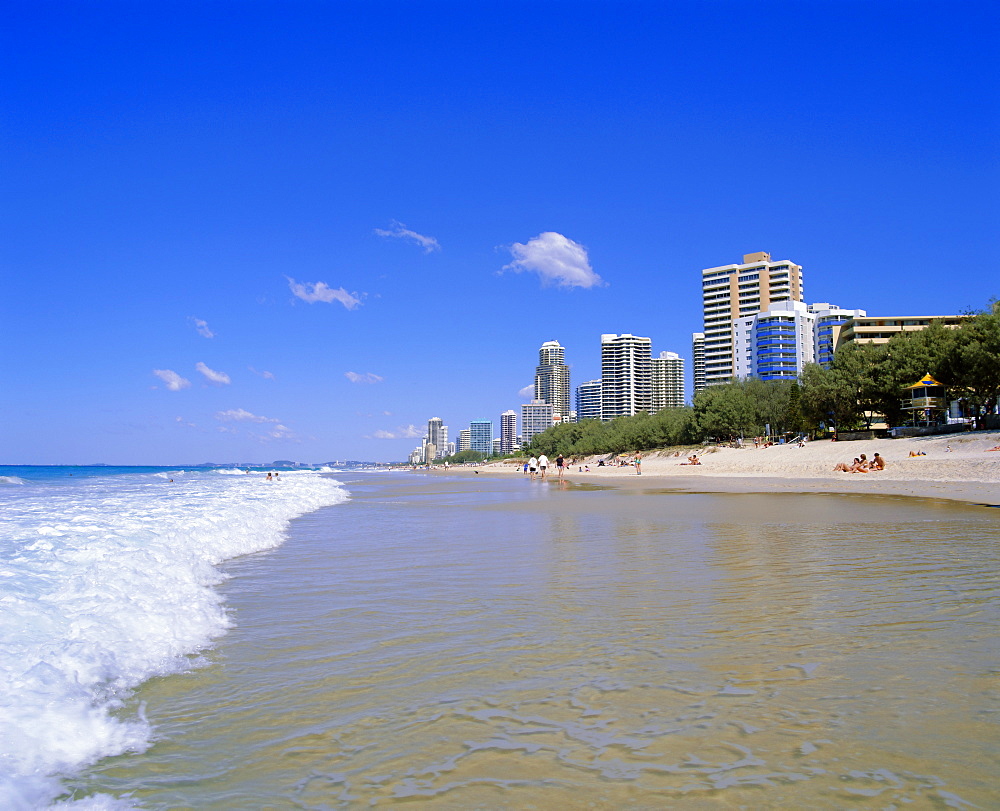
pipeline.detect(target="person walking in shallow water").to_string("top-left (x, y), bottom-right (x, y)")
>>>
top-left (556, 453), bottom-right (565, 480)
top-left (537, 453), bottom-right (549, 480)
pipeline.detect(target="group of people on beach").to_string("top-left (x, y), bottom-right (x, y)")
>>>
top-left (833, 453), bottom-right (885, 473)
top-left (525, 453), bottom-right (569, 480)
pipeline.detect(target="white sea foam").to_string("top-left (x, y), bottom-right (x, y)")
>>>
top-left (0, 476), bottom-right (27, 485)
top-left (0, 469), bottom-right (348, 808)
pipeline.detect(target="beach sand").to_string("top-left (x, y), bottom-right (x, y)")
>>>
top-left (445, 431), bottom-right (1000, 506)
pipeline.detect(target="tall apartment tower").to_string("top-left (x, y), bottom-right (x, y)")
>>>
top-left (810, 303), bottom-right (867, 367)
top-left (575, 379), bottom-right (602, 422)
top-left (470, 420), bottom-right (493, 457)
top-left (458, 429), bottom-right (471, 452)
top-left (426, 417), bottom-right (448, 461)
top-left (733, 300), bottom-right (816, 381)
top-left (521, 400), bottom-right (554, 446)
top-left (600, 334), bottom-right (652, 420)
top-left (651, 351), bottom-right (685, 410)
top-left (534, 340), bottom-right (571, 420)
top-left (701, 252), bottom-right (803, 387)
top-left (500, 410), bottom-right (517, 455)
top-left (691, 333), bottom-right (706, 395)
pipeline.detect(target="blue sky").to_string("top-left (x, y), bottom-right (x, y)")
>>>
top-left (3, 0), bottom-right (997, 465)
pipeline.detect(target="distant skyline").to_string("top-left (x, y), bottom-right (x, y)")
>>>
top-left (3, 1), bottom-right (997, 464)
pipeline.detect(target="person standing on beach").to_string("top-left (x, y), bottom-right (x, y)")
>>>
top-left (556, 453), bottom-right (565, 479)
top-left (538, 453), bottom-right (549, 480)
top-left (635, 454), bottom-right (642, 475)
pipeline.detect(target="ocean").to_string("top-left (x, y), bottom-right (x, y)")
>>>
top-left (0, 465), bottom-right (349, 808)
top-left (2, 469), bottom-right (998, 808)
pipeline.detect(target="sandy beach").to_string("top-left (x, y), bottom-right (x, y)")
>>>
top-left (447, 431), bottom-right (1000, 506)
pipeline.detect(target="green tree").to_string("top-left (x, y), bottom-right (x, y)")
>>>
top-left (942, 307), bottom-right (1000, 426)
top-left (693, 382), bottom-right (757, 438)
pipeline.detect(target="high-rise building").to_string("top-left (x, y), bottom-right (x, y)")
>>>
top-left (732, 301), bottom-right (868, 381)
top-left (651, 351), bottom-right (685, 410)
top-left (576, 379), bottom-right (602, 422)
top-left (534, 340), bottom-right (571, 420)
top-left (691, 333), bottom-right (706, 395)
top-left (458, 429), bottom-right (471, 452)
top-left (600, 334), bottom-right (652, 420)
top-left (500, 410), bottom-right (517, 455)
top-left (425, 417), bottom-right (448, 461)
top-left (810, 304), bottom-right (867, 367)
top-left (733, 300), bottom-right (815, 381)
top-left (470, 420), bottom-right (493, 457)
top-left (701, 252), bottom-right (804, 387)
top-left (521, 399), bottom-right (554, 446)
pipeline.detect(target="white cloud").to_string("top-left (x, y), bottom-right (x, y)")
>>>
top-left (215, 408), bottom-right (277, 424)
top-left (153, 369), bottom-right (191, 391)
top-left (215, 408), bottom-right (298, 442)
top-left (196, 362), bottom-right (231, 385)
top-left (345, 371), bottom-right (384, 384)
top-left (374, 220), bottom-right (440, 253)
top-left (502, 232), bottom-right (603, 289)
top-left (190, 317), bottom-right (215, 338)
top-left (267, 424), bottom-right (296, 440)
top-left (371, 424), bottom-right (422, 440)
top-left (287, 277), bottom-right (363, 309)
top-left (248, 366), bottom-right (275, 380)
top-left (518, 384), bottom-right (535, 400)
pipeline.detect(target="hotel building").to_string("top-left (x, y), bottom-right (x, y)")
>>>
top-left (811, 303), bottom-right (867, 367)
top-left (733, 301), bottom-right (815, 381)
top-left (700, 252), bottom-right (803, 388)
top-left (469, 419), bottom-right (493, 457)
top-left (733, 301), bottom-right (867, 381)
top-left (691, 333), bottom-right (706, 394)
top-left (500, 410), bottom-right (517, 455)
top-left (834, 315), bottom-right (963, 349)
top-left (534, 340), bottom-right (571, 421)
top-left (521, 400), bottom-right (554, 447)
top-left (575, 379), bottom-right (602, 422)
top-left (651, 351), bottom-right (685, 410)
top-left (600, 333), bottom-right (652, 420)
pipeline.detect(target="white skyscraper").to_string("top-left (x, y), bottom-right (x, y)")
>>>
top-left (692, 332), bottom-right (706, 395)
top-left (521, 399), bottom-right (554, 446)
top-left (534, 340), bottom-right (571, 420)
top-left (651, 351), bottom-right (685, 410)
top-left (701, 252), bottom-right (804, 387)
top-left (600, 334), bottom-right (652, 420)
top-left (500, 410), bottom-right (517, 455)
top-left (425, 417), bottom-right (448, 461)
top-left (575, 379), bottom-right (602, 422)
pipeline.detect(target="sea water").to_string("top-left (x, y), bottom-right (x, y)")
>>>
top-left (61, 474), bottom-right (1000, 809)
top-left (0, 466), bottom-right (348, 808)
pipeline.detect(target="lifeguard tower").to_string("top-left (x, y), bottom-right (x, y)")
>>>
top-left (902, 374), bottom-right (947, 427)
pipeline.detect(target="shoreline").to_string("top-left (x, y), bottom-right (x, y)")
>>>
top-left (415, 430), bottom-right (1000, 507)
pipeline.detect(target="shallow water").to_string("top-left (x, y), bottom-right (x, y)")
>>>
top-left (71, 474), bottom-right (1000, 808)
